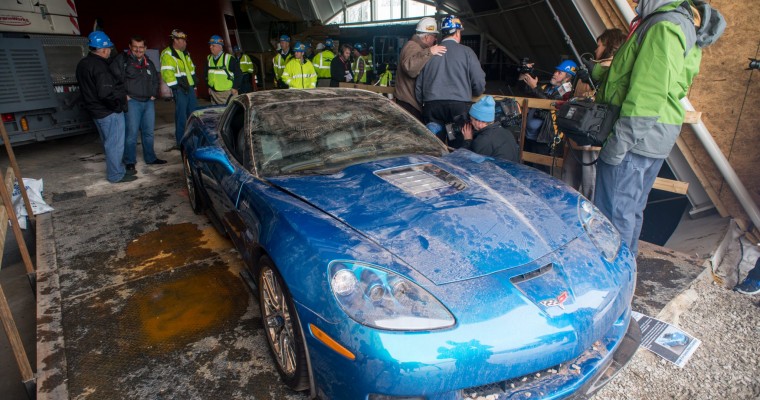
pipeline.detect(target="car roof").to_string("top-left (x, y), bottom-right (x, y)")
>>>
top-left (242, 88), bottom-right (385, 107)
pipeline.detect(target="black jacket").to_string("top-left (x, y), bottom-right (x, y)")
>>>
top-left (76, 53), bottom-right (126, 119)
top-left (110, 51), bottom-right (159, 101)
top-left (330, 56), bottom-right (351, 87)
top-left (464, 123), bottom-right (519, 163)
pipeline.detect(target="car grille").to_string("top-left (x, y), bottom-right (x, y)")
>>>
top-left (461, 340), bottom-right (608, 400)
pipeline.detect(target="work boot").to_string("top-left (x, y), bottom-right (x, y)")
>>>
top-left (125, 164), bottom-right (137, 175)
top-left (735, 258), bottom-right (760, 295)
top-left (115, 174), bottom-right (138, 184)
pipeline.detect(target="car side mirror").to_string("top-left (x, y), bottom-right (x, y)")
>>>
top-left (192, 146), bottom-right (235, 174)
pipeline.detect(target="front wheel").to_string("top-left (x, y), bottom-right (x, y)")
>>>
top-left (258, 256), bottom-right (310, 391)
top-left (182, 152), bottom-right (204, 214)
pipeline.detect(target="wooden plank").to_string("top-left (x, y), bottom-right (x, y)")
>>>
top-left (653, 177), bottom-right (689, 195)
top-left (0, 283), bottom-right (34, 383)
top-left (522, 151), bottom-right (565, 168)
top-left (0, 168), bottom-right (13, 269)
top-left (338, 82), bottom-right (395, 94)
top-left (1, 122), bottom-right (34, 225)
top-left (683, 111), bottom-right (701, 124)
top-left (0, 172), bottom-right (34, 274)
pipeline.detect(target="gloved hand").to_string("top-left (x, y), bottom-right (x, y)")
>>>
top-left (576, 68), bottom-right (591, 84)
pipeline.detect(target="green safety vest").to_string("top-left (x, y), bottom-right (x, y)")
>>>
top-left (282, 58), bottom-right (317, 89)
top-left (378, 66), bottom-right (392, 86)
top-left (273, 51), bottom-right (293, 81)
top-left (207, 53), bottom-right (234, 91)
top-left (160, 46), bottom-right (196, 88)
top-left (239, 53), bottom-right (254, 74)
top-left (313, 49), bottom-right (334, 79)
top-left (352, 55), bottom-right (367, 83)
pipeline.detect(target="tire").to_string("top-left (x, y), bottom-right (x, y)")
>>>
top-left (258, 256), bottom-right (310, 391)
top-left (182, 151), bottom-right (204, 214)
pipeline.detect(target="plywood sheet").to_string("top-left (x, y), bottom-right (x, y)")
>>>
top-left (682, 0), bottom-right (760, 224)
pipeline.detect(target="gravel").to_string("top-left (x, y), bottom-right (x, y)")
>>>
top-left (599, 269), bottom-right (760, 399)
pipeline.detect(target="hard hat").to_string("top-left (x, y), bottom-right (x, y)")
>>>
top-left (324, 38), bottom-right (334, 48)
top-left (416, 17), bottom-right (439, 34)
top-left (316, 43), bottom-right (325, 51)
top-left (441, 15), bottom-right (463, 35)
top-left (233, 46), bottom-right (241, 52)
top-left (555, 60), bottom-right (579, 77)
top-left (208, 35), bottom-right (224, 45)
top-left (353, 43), bottom-right (364, 51)
top-left (170, 29), bottom-right (187, 39)
top-left (293, 42), bottom-right (306, 53)
top-left (87, 31), bottom-right (112, 49)
top-left (279, 34), bottom-right (290, 42)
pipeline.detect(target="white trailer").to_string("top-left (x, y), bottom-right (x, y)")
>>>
top-left (0, 0), bottom-right (95, 145)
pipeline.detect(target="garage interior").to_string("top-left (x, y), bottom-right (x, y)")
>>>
top-left (0, 0), bottom-right (758, 399)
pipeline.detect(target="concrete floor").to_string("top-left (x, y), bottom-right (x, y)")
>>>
top-left (0, 100), bottom-right (717, 399)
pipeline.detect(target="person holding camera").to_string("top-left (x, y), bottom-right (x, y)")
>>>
top-left (521, 60), bottom-right (577, 164)
top-left (461, 96), bottom-right (519, 163)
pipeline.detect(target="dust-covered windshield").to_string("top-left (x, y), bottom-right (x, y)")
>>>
top-left (250, 96), bottom-right (447, 176)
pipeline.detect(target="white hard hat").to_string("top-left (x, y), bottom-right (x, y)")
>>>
top-left (316, 43), bottom-right (325, 50)
top-left (416, 17), bottom-right (438, 34)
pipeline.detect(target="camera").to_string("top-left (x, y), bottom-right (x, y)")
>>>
top-left (517, 57), bottom-right (535, 76)
top-left (445, 114), bottom-right (469, 141)
top-left (748, 58), bottom-right (760, 71)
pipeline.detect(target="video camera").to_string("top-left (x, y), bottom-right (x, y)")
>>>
top-left (517, 57), bottom-right (535, 76)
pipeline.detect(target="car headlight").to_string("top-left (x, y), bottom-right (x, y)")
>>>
top-left (329, 261), bottom-right (455, 331)
top-left (578, 197), bottom-right (621, 262)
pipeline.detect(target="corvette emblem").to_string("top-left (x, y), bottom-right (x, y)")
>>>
top-left (539, 291), bottom-right (569, 310)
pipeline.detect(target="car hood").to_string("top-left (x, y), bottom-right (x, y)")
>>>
top-left (267, 152), bottom-right (581, 285)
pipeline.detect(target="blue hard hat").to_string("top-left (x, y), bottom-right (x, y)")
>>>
top-left (279, 34), bottom-right (290, 42)
top-left (441, 15), bottom-right (463, 35)
top-left (426, 122), bottom-right (443, 135)
top-left (209, 35), bottom-right (224, 45)
top-left (87, 31), bottom-right (112, 49)
top-left (353, 43), bottom-right (364, 51)
top-left (324, 38), bottom-right (334, 48)
top-left (293, 41), bottom-right (306, 53)
top-left (555, 60), bottom-right (578, 77)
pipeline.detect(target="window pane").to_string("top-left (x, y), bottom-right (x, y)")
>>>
top-left (327, 12), bottom-right (344, 25)
top-left (346, 1), bottom-right (370, 23)
top-left (406, 0), bottom-right (436, 18)
top-left (375, 0), bottom-right (401, 20)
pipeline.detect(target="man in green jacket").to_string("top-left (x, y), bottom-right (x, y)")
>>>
top-left (594, 0), bottom-right (724, 255)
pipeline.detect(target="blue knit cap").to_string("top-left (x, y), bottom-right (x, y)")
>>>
top-left (469, 96), bottom-right (495, 122)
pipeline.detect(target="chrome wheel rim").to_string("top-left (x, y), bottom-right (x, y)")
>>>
top-left (261, 268), bottom-right (297, 375)
top-left (182, 155), bottom-right (197, 210)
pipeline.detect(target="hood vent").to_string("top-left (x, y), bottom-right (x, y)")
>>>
top-left (375, 164), bottom-right (467, 198)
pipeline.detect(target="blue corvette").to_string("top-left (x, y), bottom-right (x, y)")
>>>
top-left (180, 88), bottom-right (641, 400)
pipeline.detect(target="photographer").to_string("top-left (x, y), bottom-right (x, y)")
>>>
top-left (521, 60), bottom-right (578, 163)
top-left (461, 96), bottom-right (519, 163)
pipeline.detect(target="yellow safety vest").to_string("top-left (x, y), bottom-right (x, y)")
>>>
top-left (352, 55), bottom-right (367, 83)
top-left (365, 53), bottom-right (374, 73)
top-left (239, 53), bottom-right (254, 74)
top-left (313, 49), bottom-right (334, 79)
top-left (207, 53), bottom-right (235, 91)
top-left (160, 46), bottom-right (196, 87)
top-left (273, 51), bottom-right (293, 81)
top-left (282, 58), bottom-right (317, 89)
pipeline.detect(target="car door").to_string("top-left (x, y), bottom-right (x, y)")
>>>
top-left (201, 100), bottom-right (250, 243)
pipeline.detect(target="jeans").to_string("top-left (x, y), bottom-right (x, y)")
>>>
top-left (124, 98), bottom-right (157, 164)
top-left (595, 152), bottom-right (664, 255)
top-left (173, 87), bottom-right (197, 146)
top-left (93, 112), bottom-right (126, 183)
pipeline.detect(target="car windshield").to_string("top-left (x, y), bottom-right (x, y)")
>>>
top-left (250, 96), bottom-right (447, 177)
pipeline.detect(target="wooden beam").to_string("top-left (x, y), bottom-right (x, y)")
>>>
top-left (250, 0), bottom-right (301, 22)
top-left (653, 177), bottom-right (689, 194)
top-left (0, 168), bottom-right (12, 267)
top-left (522, 152), bottom-right (564, 168)
top-left (0, 283), bottom-right (35, 388)
top-left (339, 82), bottom-right (395, 94)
